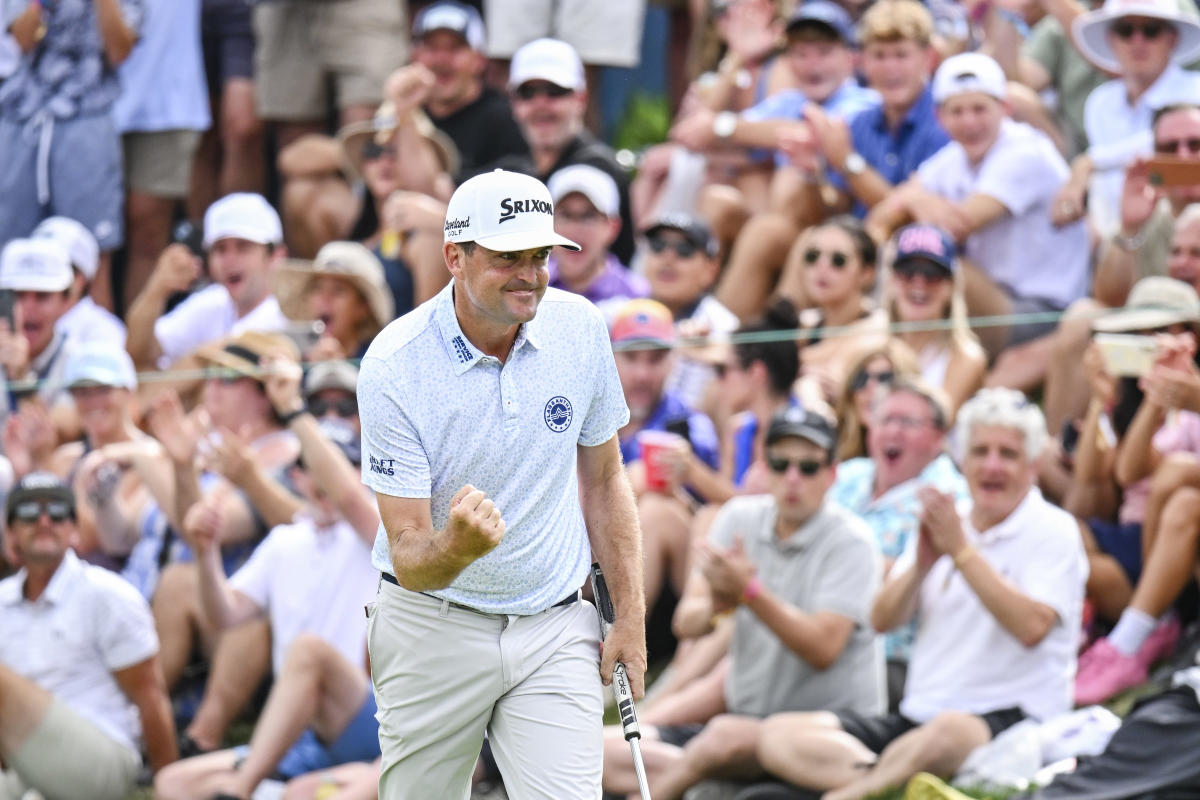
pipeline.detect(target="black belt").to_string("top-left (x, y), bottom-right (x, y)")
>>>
top-left (380, 571), bottom-right (580, 612)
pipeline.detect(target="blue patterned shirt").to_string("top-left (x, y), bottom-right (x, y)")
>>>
top-left (358, 283), bottom-right (630, 615)
top-left (1, 0), bottom-right (144, 122)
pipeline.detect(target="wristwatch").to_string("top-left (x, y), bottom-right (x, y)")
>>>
top-left (842, 152), bottom-right (867, 176)
top-left (712, 111), bottom-right (738, 140)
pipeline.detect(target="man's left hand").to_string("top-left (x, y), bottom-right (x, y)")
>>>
top-left (599, 617), bottom-right (648, 700)
top-left (917, 486), bottom-right (967, 557)
top-left (696, 536), bottom-right (756, 601)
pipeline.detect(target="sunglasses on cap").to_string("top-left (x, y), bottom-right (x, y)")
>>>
top-left (803, 248), bottom-right (849, 269)
top-left (513, 82), bottom-right (574, 101)
top-left (308, 396), bottom-right (359, 418)
top-left (894, 260), bottom-right (950, 282)
top-left (765, 455), bottom-right (826, 476)
top-left (1111, 19), bottom-right (1170, 39)
top-left (362, 141), bottom-right (398, 161)
top-left (851, 368), bottom-right (894, 392)
top-left (1155, 137), bottom-right (1200, 155)
top-left (648, 236), bottom-right (700, 258)
top-left (12, 499), bottom-right (73, 524)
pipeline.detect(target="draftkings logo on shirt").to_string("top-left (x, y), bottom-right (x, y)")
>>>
top-left (369, 455), bottom-right (396, 476)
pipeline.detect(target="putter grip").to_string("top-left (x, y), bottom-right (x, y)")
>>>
top-left (612, 662), bottom-right (642, 741)
top-left (591, 563), bottom-right (617, 626)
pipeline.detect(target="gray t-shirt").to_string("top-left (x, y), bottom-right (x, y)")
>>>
top-left (711, 495), bottom-right (886, 718)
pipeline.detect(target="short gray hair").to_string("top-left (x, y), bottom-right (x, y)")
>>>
top-left (954, 387), bottom-right (1047, 462)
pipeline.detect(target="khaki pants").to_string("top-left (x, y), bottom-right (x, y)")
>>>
top-left (368, 579), bottom-right (603, 799)
top-left (0, 698), bottom-right (141, 800)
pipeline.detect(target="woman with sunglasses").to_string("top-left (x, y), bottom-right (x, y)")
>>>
top-left (882, 224), bottom-right (986, 417)
top-left (834, 340), bottom-right (921, 462)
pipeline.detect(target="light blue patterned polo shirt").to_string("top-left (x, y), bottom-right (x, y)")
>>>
top-left (358, 283), bottom-right (629, 615)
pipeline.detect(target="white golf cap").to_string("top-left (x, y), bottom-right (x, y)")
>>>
top-left (508, 38), bottom-right (585, 91)
top-left (0, 238), bottom-right (73, 293)
top-left (413, 0), bottom-right (486, 51)
top-left (64, 341), bottom-right (138, 390)
top-left (32, 216), bottom-right (99, 280)
top-left (444, 169), bottom-right (580, 252)
top-left (932, 52), bottom-right (1008, 104)
top-left (202, 193), bottom-right (283, 249)
top-left (547, 164), bottom-right (620, 219)
top-left (1072, 0), bottom-right (1200, 74)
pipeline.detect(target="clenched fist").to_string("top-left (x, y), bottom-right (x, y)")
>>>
top-left (444, 484), bottom-right (505, 562)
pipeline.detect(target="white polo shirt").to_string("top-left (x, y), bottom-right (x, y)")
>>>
top-left (917, 119), bottom-right (1089, 310)
top-left (57, 296), bottom-right (127, 349)
top-left (230, 516), bottom-right (377, 674)
top-left (0, 550), bottom-right (159, 751)
top-left (358, 283), bottom-right (629, 615)
top-left (897, 487), bottom-right (1087, 723)
top-left (153, 284), bottom-right (290, 368)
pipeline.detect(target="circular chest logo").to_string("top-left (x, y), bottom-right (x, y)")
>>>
top-left (544, 396), bottom-right (573, 433)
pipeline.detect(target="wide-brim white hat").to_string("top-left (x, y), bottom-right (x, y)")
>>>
top-left (1072, 0), bottom-right (1200, 74)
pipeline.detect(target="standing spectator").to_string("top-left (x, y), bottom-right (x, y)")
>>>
top-left (112, 0), bottom-right (210, 314)
top-left (0, 0), bottom-right (143, 311)
top-left (0, 473), bottom-right (176, 799)
top-left (124, 193), bottom-right (289, 370)
top-left (0, 238), bottom-right (76, 408)
top-left (33, 215), bottom-right (126, 348)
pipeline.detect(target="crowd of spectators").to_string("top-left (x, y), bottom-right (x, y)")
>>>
top-left (5, 0), bottom-right (1200, 799)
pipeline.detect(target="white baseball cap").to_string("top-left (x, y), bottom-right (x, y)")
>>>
top-left (932, 52), bottom-right (1007, 104)
top-left (508, 38), bottom-right (585, 91)
top-left (64, 341), bottom-right (138, 390)
top-left (444, 169), bottom-right (580, 252)
top-left (32, 216), bottom-right (99, 280)
top-left (547, 164), bottom-right (620, 219)
top-left (203, 193), bottom-right (283, 249)
top-left (0, 238), bottom-right (74, 293)
top-left (413, 1), bottom-right (486, 51)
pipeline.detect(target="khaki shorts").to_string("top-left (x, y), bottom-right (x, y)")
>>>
top-left (123, 129), bottom-right (204, 197)
top-left (253, 0), bottom-right (408, 121)
top-left (0, 698), bottom-right (141, 800)
top-left (484, 0), bottom-right (646, 67)
top-left (368, 578), bottom-right (604, 799)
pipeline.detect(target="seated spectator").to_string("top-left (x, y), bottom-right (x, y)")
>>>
top-left (548, 164), bottom-right (648, 306)
top-left (755, 388), bottom-right (1088, 800)
top-left (274, 241), bottom-right (395, 361)
top-left (304, 359), bottom-right (361, 437)
top-left (834, 340), bottom-right (921, 462)
top-left (0, 238), bottom-right (77, 408)
top-left (0, 0), bottom-right (142, 310)
top-left (831, 377), bottom-right (971, 710)
top-left (1053, 0), bottom-right (1200, 237)
top-left (883, 224), bottom-right (987, 414)
top-left (603, 408), bottom-right (884, 800)
top-left (33, 216), bottom-right (127, 348)
top-left (125, 193), bottom-right (289, 371)
top-left (868, 53), bottom-right (1090, 380)
top-left (0, 473), bottom-right (176, 800)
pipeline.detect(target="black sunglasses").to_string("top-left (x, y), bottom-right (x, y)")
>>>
top-left (766, 456), bottom-right (826, 476)
top-left (648, 236), bottom-right (699, 258)
top-left (851, 369), bottom-right (894, 392)
top-left (13, 499), bottom-right (72, 524)
top-left (1111, 19), bottom-right (1169, 39)
top-left (803, 249), bottom-right (849, 269)
top-left (309, 396), bottom-right (359, 418)
top-left (362, 141), bottom-right (397, 161)
top-left (513, 82), bottom-right (574, 101)
top-left (894, 260), bottom-right (951, 282)
top-left (1155, 137), bottom-right (1200, 155)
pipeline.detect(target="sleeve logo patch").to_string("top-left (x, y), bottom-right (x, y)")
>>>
top-left (543, 396), bottom-right (573, 432)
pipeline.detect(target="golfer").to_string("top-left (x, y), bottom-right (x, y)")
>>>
top-left (358, 168), bottom-right (647, 798)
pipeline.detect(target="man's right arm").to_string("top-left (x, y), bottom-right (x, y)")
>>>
top-left (125, 244), bottom-right (197, 369)
top-left (189, 501), bottom-right (261, 630)
top-left (870, 557), bottom-right (928, 633)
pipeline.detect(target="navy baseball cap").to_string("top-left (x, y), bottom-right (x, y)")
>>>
top-left (893, 224), bottom-right (957, 274)
top-left (643, 213), bottom-right (717, 258)
top-left (765, 406), bottom-right (837, 455)
top-left (786, 0), bottom-right (856, 44)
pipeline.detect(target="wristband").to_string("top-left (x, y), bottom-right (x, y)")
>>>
top-left (741, 576), bottom-right (763, 604)
top-left (278, 407), bottom-right (309, 426)
top-left (953, 546), bottom-right (978, 570)
top-left (1112, 226), bottom-right (1149, 252)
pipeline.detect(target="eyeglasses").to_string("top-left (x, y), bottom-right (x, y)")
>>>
top-left (766, 455), bottom-right (826, 476)
top-left (513, 82), bottom-right (574, 101)
top-left (1155, 137), bottom-right (1200, 155)
top-left (12, 500), bottom-right (72, 524)
top-left (648, 236), bottom-right (700, 258)
top-left (878, 414), bottom-right (935, 430)
top-left (308, 396), bottom-right (359, 418)
top-left (803, 249), bottom-right (849, 269)
top-left (1111, 19), bottom-right (1170, 39)
top-left (361, 141), bottom-right (397, 162)
top-left (851, 369), bottom-right (894, 392)
top-left (894, 260), bottom-right (950, 282)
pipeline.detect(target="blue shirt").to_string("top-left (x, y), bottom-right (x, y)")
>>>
top-left (742, 79), bottom-right (880, 168)
top-left (619, 391), bottom-right (720, 471)
top-left (112, 0), bottom-right (210, 132)
top-left (548, 253), bottom-right (649, 306)
top-left (832, 86), bottom-right (950, 217)
top-left (1, 0), bottom-right (145, 122)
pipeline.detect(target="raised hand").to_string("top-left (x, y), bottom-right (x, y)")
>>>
top-left (149, 243), bottom-right (200, 299)
top-left (444, 484), bottom-right (506, 562)
top-left (147, 390), bottom-right (202, 465)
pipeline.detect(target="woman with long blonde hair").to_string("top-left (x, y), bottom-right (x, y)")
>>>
top-left (834, 339), bottom-right (920, 462)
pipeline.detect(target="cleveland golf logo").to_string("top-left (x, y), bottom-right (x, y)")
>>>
top-left (544, 396), bottom-right (572, 432)
top-left (444, 216), bottom-right (470, 236)
top-left (498, 197), bottom-right (553, 224)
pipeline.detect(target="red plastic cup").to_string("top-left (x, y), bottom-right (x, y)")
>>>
top-left (637, 430), bottom-right (684, 493)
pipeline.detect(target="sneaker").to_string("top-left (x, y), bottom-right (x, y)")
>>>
top-left (1074, 637), bottom-right (1147, 706)
top-left (903, 773), bottom-right (973, 800)
top-left (1136, 614), bottom-right (1181, 669)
